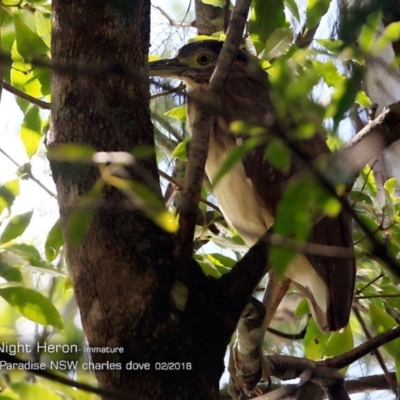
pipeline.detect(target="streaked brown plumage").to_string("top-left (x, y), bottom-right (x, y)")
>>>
top-left (149, 40), bottom-right (355, 331)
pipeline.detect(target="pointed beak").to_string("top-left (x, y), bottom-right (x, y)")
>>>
top-left (148, 58), bottom-right (188, 78)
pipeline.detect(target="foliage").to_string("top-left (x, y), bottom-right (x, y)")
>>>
top-left (0, 0), bottom-right (399, 398)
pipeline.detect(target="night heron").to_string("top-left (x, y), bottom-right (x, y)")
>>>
top-left (149, 40), bottom-right (355, 332)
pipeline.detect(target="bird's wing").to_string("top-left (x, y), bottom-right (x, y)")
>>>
top-left (241, 136), bottom-right (355, 331)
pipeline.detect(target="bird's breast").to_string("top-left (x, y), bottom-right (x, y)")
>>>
top-left (205, 134), bottom-right (274, 245)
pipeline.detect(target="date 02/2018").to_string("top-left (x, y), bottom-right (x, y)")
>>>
top-left (155, 362), bottom-right (192, 370)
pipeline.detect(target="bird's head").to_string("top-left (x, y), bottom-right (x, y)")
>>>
top-left (149, 40), bottom-right (250, 87)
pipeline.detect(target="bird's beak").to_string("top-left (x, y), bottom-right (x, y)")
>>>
top-left (148, 58), bottom-right (188, 78)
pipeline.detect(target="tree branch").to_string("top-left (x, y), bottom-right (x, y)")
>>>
top-left (3, 81), bottom-right (51, 109)
top-left (266, 325), bottom-right (400, 381)
top-left (174, 0), bottom-right (251, 262)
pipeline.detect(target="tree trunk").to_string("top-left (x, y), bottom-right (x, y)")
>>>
top-left (49, 1), bottom-right (231, 398)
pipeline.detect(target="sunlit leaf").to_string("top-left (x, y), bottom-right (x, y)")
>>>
top-left (304, 318), bottom-right (330, 359)
top-left (211, 137), bottom-right (261, 189)
top-left (359, 11), bottom-right (382, 54)
top-left (171, 140), bottom-right (189, 161)
top-left (164, 105), bottom-right (186, 122)
top-left (313, 61), bottom-right (345, 88)
top-left (284, 0), bottom-right (300, 23)
top-left (324, 324), bottom-right (353, 372)
top-left (294, 297), bottom-right (310, 318)
top-left (12, 11), bottom-right (48, 59)
top-left (360, 165), bottom-right (377, 197)
top-left (0, 256), bottom-right (23, 282)
top-left (0, 179), bottom-right (20, 214)
top-left (45, 219), bottom-right (64, 262)
top-left (384, 178), bottom-right (397, 197)
top-left (0, 285), bottom-right (63, 329)
top-left (34, 11), bottom-right (51, 48)
top-left (6, 243), bottom-right (52, 270)
top-left (0, 211), bottom-right (33, 243)
top-left (11, 382), bottom-right (63, 400)
top-left (262, 28), bottom-right (293, 60)
top-left (48, 144), bottom-right (96, 162)
top-left (264, 139), bottom-right (291, 173)
top-left (355, 91), bottom-right (372, 108)
top-left (305, 0), bottom-right (331, 30)
top-left (194, 254), bottom-right (222, 278)
top-left (201, 0), bottom-right (225, 7)
top-left (370, 303), bottom-right (400, 380)
top-left (316, 39), bottom-right (345, 54)
top-left (249, 0), bottom-right (285, 54)
top-left (20, 105), bottom-right (42, 158)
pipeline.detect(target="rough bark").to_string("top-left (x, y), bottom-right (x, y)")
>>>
top-left (49, 1), bottom-right (234, 398)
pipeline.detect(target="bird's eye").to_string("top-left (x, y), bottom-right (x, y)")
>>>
top-left (197, 53), bottom-right (211, 65)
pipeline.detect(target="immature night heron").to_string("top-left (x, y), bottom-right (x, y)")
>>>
top-left (149, 40), bottom-right (355, 332)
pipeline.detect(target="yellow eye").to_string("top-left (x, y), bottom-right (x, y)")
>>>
top-left (197, 53), bottom-right (211, 65)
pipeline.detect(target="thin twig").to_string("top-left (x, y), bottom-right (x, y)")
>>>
top-left (152, 4), bottom-right (194, 28)
top-left (3, 81), bottom-right (51, 109)
top-left (352, 306), bottom-right (397, 393)
top-left (267, 324), bottom-right (307, 340)
top-left (150, 82), bottom-right (186, 99)
top-left (0, 148), bottom-right (57, 198)
top-left (158, 168), bottom-right (221, 213)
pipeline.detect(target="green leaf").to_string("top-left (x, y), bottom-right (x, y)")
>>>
top-left (294, 297), bottom-right (310, 317)
top-left (324, 324), bottom-right (353, 372)
top-left (370, 303), bottom-right (400, 379)
top-left (361, 165), bottom-right (377, 197)
top-left (0, 285), bottom-right (63, 329)
top-left (304, 318), bottom-right (330, 359)
top-left (0, 179), bottom-right (20, 214)
top-left (67, 206), bottom-right (95, 247)
top-left (0, 256), bottom-right (23, 283)
top-left (355, 91), bottom-right (372, 108)
top-left (107, 175), bottom-right (178, 233)
top-left (202, 0), bottom-right (225, 6)
top-left (12, 381), bottom-right (63, 400)
top-left (249, 0), bottom-right (286, 54)
top-left (211, 137), bottom-right (261, 189)
top-left (305, 0), bottom-right (331, 30)
top-left (7, 243), bottom-right (49, 269)
top-left (376, 21), bottom-right (400, 52)
top-left (264, 139), bottom-right (291, 173)
top-left (34, 11), bottom-right (51, 48)
top-left (270, 176), bottom-right (313, 274)
top-left (1, 211), bottom-right (33, 243)
top-left (284, 0), bottom-right (300, 23)
top-left (316, 39), bottom-right (345, 54)
top-left (194, 254), bottom-right (222, 278)
top-left (171, 139), bottom-right (189, 161)
top-left (20, 105), bottom-right (42, 158)
top-left (47, 144), bottom-right (96, 162)
top-left (262, 28), bottom-right (293, 60)
top-left (359, 10), bottom-right (382, 54)
top-left (164, 105), bottom-right (186, 122)
top-left (384, 178), bottom-right (398, 196)
top-left (12, 11), bottom-right (48, 59)
top-left (313, 61), bottom-right (345, 88)
top-left (45, 219), bottom-right (64, 262)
